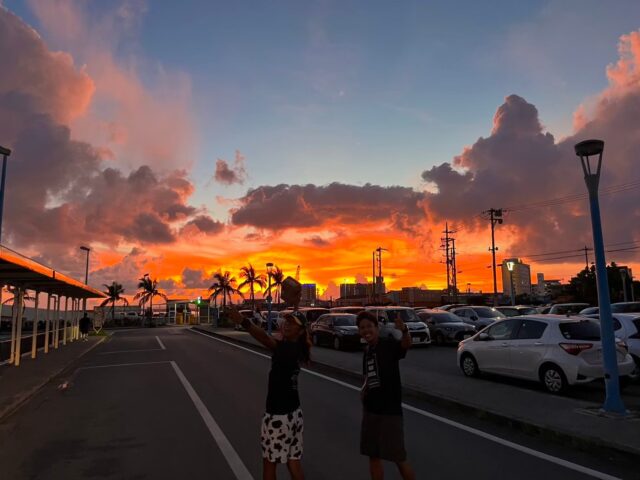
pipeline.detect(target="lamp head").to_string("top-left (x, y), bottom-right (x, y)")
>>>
top-left (0, 146), bottom-right (11, 156)
top-left (79, 245), bottom-right (90, 252)
top-left (574, 139), bottom-right (604, 157)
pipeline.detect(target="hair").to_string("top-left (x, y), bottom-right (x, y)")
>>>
top-left (356, 311), bottom-right (378, 328)
top-left (283, 313), bottom-right (312, 365)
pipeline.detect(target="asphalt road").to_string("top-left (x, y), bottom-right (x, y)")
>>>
top-left (0, 327), bottom-right (635, 480)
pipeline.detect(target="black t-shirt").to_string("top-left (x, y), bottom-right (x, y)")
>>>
top-left (362, 337), bottom-right (407, 415)
top-left (266, 340), bottom-right (302, 415)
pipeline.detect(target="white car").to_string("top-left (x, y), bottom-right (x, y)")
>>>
top-left (457, 315), bottom-right (635, 393)
top-left (450, 306), bottom-right (506, 329)
top-left (364, 306), bottom-right (431, 345)
top-left (547, 303), bottom-right (590, 315)
top-left (603, 314), bottom-right (640, 379)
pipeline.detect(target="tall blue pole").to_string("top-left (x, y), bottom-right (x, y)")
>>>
top-left (576, 139), bottom-right (626, 414)
top-left (0, 150), bottom-right (10, 244)
top-left (587, 189), bottom-right (626, 413)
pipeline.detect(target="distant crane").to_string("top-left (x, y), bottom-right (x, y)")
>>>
top-left (295, 265), bottom-right (300, 281)
top-left (372, 247), bottom-right (388, 304)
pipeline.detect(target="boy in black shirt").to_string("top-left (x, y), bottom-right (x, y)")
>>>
top-left (357, 311), bottom-right (415, 480)
top-left (230, 306), bottom-right (310, 480)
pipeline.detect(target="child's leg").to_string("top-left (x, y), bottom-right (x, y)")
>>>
top-left (286, 459), bottom-right (304, 480)
top-left (396, 461), bottom-right (415, 480)
top-left (263, 458), bottom-right (277, 480)
top-left (369, 457), bottom-right (384, 480)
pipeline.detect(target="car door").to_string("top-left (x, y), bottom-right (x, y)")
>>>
top-left (509, 320), bottom-right (549, 380)
top-left (474, 319), bottom-right (519, 374)
top-left (453, 308), bottom-right (470, 325)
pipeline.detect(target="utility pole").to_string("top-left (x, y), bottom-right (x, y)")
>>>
top-left (583, 246), bottom-right (591, 271)
top-left (374, 247), bottom-right (388, 304)
top-left (484, 208), bottom-right (503, 306)
top-left (441, 223), bottom-right (456, 298)
top-left (451, 238), bottom-right (458, 301)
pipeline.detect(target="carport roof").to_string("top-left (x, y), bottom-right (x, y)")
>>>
top-left (0, 246), bottom-right (105, 298)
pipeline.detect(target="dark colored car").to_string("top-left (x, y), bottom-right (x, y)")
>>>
top-left (330, 306), bottom-right (364, 315)
top-left (579, 302), bottom-right (640, 316)
top-left (417, 309), bottom-right (476, 345)
top-left (310, 313), bottom-right (362, 350)
top-left (496, 306), bottom-right (540, 317)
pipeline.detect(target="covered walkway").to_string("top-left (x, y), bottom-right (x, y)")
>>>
top-left (0, 246), bottom-right (104, 366)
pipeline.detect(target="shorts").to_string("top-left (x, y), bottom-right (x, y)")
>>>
top-left (261, 408), bottom-right (304, 463)
top-left (360, 412), bottom-right (407, 462)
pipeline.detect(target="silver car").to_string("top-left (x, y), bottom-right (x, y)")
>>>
top-left (364, 306), bottom-right (431, 346)
top-left (450, 306), bottom-right (506, 329)
top-left (457, 315), bottom-right (635, 393)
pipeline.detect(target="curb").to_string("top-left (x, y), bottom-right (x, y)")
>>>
top-left (0, 337), bottom-right (106, 422)
top-left (191, 326), bottom-right (640, 462)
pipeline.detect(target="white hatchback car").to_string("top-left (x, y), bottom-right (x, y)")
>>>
top-left (457, 315), bottom-right (635, 393)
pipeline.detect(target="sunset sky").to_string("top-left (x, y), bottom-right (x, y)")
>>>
top-left (1, 0), bottom-right (639, 302)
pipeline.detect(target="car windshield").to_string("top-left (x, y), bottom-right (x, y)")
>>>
top-left (559, 320), bottom-right (601, 340)
top-left (519, 307), bottom-right (539, 315)
top-left (387, 309), bottom-right (421, 322)
top-left (473, 307), bottom-right (505, 318)
top-left (612, 302), bottom-right (640, 313)
top-left (333, 316), bottom-right (356, 327)
top-left (431, 312), bottom-right (464, 324)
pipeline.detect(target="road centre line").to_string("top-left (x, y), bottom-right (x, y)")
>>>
top-left (99, 348), bottom-right (164, 355)
top-left (156, 336), bottom-right (167, 350)
top-left (188, 329), bottom-right (621, 480)
top-left (170, 361), bottom-right (254, 480)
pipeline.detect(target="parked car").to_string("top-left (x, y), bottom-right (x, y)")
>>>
top-left (537, 306), bottom-right (552, 314)
top-left (578, 306), bottom-right (600, 315)
top-left (457, 315), bottom-right (635, 393)
top-left (436, 304), bottom-right (467, 312)
top-left (450, 306), bottom-right (506, 329)
top-left (496, 306), bottom-right (540, 317)
top-left (310, 313), bottom-right (361, 350)
top-left (579, 301), bottom-right (640, 316)
top-left (234, 309), bottom-right (264, 330)
top-left (330, 306), bottom-right (364, 315)
top-left (260, 310), bottom-right (287, 330)
top-left (417, 309), bottom-right (476, 345)
top-left (584, 313), bottom-right (640, 379)
top-left (547, 303), bottom-right (590, 315)
top-left (364, 306), bottom-right (431, 346)
top-left (283, 307), bottom-right (330, 327)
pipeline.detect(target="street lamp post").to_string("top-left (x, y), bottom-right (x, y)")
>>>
top-left (0, 145), bottom-right (12, 244)
top-left (266, 263), bottom-right (274, 335)
top-left (79, 246), bottom-right (90, 313)
top-left (506, 261), bottom-right (516, 306)
top-left (575, 139), bottom-right (626, 414)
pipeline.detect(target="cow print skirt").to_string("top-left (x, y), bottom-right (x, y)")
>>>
top-left (261, 408), bottom-right (304, 463)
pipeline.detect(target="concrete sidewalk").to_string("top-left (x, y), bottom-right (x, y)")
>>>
top-left (193, 325), bottom-right (640, 461)
top-left (0, 336), bottom-right (105, 421)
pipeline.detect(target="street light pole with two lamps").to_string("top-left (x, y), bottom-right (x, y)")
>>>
top-left (79, 246), bottom-right (91, 313)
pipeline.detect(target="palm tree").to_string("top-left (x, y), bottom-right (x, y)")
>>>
top-left (238, 264), bottom-right (267, 310)
top-left (265, 266), bottom-right (285, 304)
top-left (133, 276), bottom-right (167, 327)
top-left (208, 270), bottom-right (242, 310)
top-left (2, 286), bottom-right (35, 305)
top-left (99, 282), bottom-right (129, 325)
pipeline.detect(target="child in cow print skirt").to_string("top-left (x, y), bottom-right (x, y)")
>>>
top-left (231, 308), bottom-right (311, 480)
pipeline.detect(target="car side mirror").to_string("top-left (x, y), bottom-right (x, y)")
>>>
top-left (470, 315), bottom-right (478, 321)
top-left (478, 332), bottom-right (490, 341)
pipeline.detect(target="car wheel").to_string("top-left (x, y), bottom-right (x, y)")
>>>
top-left (435, 332), bottom-right (445, 345)
top-left (312, 334), bottom-right (319, 346)
top-left (460, 354), bottom-right (479, 377)
top-left (540, 364), bottom-right (567, 394)
top-left (333, 337), bottom-right (342, 350)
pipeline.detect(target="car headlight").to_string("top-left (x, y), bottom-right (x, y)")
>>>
top-left (444, 327), bottom-right (453, 332)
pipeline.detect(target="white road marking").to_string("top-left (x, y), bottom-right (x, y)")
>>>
top-left (99, 348), bottom-right (165, 355)
top-left (156, 336), bottom-right (166, 350)
top-left (78, 361), bottom-right (171, 370)
top-left (170, 361), bottom-right (254, 480)
top-left (189, 329), bottom-right (621, 480)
